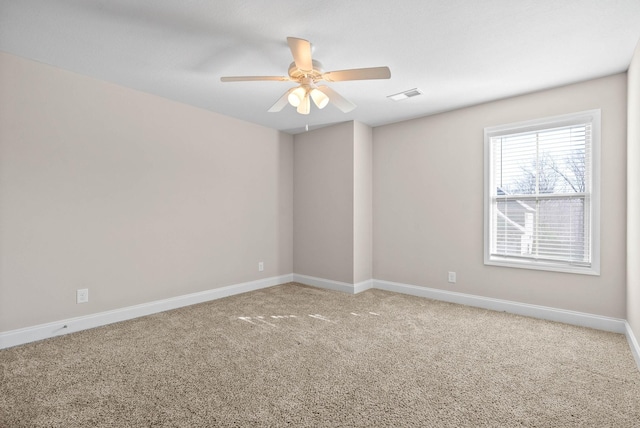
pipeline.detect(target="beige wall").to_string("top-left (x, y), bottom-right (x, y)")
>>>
top-left (293, 122), bottom-right (355, 283)
top-left (293, 121), bottom-right (373, 285)
top-left (1, 49), bottom-right (633, 334)
top-left (353, 122), bottom-right (373, 284)
top-left (628, 41), bottom-right (640, 338)
top-left (0, 52), bottom-right (293, 331)
top-left (373, 74), bottom-right (627, 318)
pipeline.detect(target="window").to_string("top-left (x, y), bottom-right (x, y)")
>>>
top-left (484, 110), bottom-right (600, 275)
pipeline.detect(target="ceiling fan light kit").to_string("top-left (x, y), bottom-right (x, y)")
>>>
top-left (284, 78), bottom-right (328, 114)
top-left (220, 37), bottom-right (391, 115)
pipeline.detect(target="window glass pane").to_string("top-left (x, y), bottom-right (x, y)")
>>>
top-left (537, 197), bottom-right (587, 262)
top-left (493, 198), bottom-right (534, 256)
top-left (492, 197), bottom-right (587, 264)
top-left (491, 124), bottom-right (589, 197)
top-left (492, 134), bottom-right (538, 195)
top-left (538, 125), bottom-right (589, 194)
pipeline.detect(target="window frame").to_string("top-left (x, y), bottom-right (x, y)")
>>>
top-left (483, 110), bottom-right (601, 275)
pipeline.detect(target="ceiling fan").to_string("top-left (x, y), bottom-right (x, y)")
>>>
top-left (220, 37), bottom-right (391, 115)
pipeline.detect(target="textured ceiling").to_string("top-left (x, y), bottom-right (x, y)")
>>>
top-left (1, 0), bottom-right (640, 134)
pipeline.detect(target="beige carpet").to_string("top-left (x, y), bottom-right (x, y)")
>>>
top-left (1, 282), bottom-right (639, 427)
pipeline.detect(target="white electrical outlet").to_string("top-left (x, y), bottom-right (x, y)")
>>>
top-left (448, 272), bottom-right (456, 284)
top-left (76, 288), bottom-right (89, 304)
top-left (258, 261), bottom-right (264, 272)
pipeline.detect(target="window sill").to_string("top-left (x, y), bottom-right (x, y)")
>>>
top-left (485, 257), bottom-right (600, 276)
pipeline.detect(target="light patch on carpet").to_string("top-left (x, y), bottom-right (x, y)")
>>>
top-left (308, 314), bottom-right (335, 323)
top-left (238, 312), bottom-right (382, 324)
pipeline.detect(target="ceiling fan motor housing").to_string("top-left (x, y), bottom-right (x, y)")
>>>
top-left (288, 60), bottom-right (325, 82)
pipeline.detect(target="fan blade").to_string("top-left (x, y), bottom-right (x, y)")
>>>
top-left (317, 86), bottom-right (356, 113)
top-left (221, 76), bottom-right (289, 82)
top-left (268, 88), bottom-right (296, 112)
top-left (287, 37), bottom-right (313, 71)
top-left (322, 66), bottom-right (391, 82)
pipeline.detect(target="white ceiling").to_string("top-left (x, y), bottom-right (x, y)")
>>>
top-left (2, 0), bottom-right (640, 134)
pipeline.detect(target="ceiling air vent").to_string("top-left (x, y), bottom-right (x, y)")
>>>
top-left (387, 88), bottom-right (423, 101)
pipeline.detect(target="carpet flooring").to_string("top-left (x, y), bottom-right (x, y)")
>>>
top-left (1, 282), bottom-right (639, 427)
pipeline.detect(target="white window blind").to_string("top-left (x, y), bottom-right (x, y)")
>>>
top-left (484, 110), bottom-right (600, 275)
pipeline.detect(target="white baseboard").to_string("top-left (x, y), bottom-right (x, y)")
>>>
top-left (0, 274), bottom-right (293, 350)
top-left (290, 275), bottom-right (627, 335)
top-left (626, 322), bottom-right (640, 370)
top-left (292, 273), bottom-right (358, 294)
top-left (354, 279), bottom-right (375, 293)
top-left (373, 279), bottom-right (627, 334)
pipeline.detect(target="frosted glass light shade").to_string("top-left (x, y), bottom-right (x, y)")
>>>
top-left (288, 87), bottom-right (306, 107)
top-left (296, 93), bottom-right (311, 114)
top-left (310, 88), bottom-right (329, 109)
